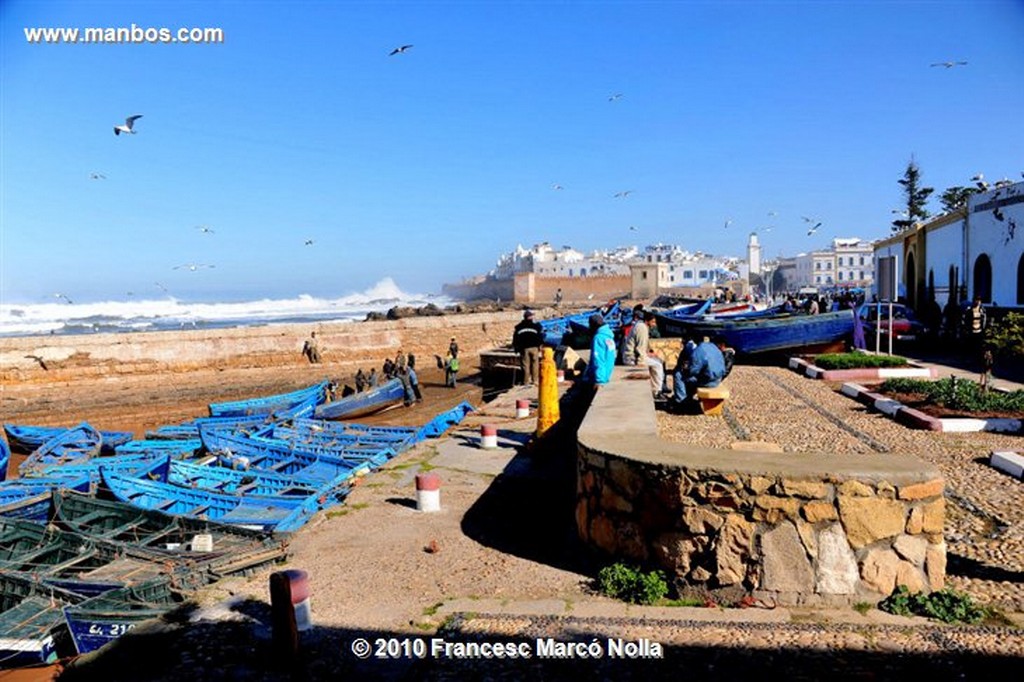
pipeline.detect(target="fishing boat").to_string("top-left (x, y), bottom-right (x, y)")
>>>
top-left (0, 572), bottom-right (80, 666)
top-left (539, 301), bottom-right (623, 347)
top-left (29, 452), bottom-right (170, 485)
top-left (654, 308), bottom-right (855, 356)
top-left (207, 380), bottom-right (330, 418)
top-left (163, 458), bottom-right (350, 507)
top-left (0, 515), bottom-right (197, 599)
top-left (62, 577), bottom-right (184, 655)
top-left (50, 490), bottom-right (289, 580)
top-left (99, 468), bottom-right (320, 533)
top-left (18, 423), bottom-right (104, 476)
top-left (197, 428), bottom-right (378, 481)
top-left (0, 474), bottom-right (93, 522)
top-left (114, 438), bottom-right (204, 457)
top-left (200, 427), bottom-right (391, 471)
top-left (145, 414), bottom-right (277, 440)
top-left (0, 436), bottom-right (8, 483)
top-left (3, 424), bottom-right (133, 456)
top-left (313, 378), bottom-right (407, 420)
top-left (416, 401), bottom-right (476, 439)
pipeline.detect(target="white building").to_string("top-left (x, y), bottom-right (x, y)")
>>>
top-left (874, 180), bottom-right (1024, 310)
top-left (788, 238), bottom-right (874, 290)
top-left (490, 242), bottom-right (631, 279)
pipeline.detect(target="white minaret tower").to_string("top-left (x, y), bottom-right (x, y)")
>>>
top-left (747, 232), bottom-right (762, 281)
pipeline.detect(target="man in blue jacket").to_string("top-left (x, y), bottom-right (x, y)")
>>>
top-left (673, 335), bottom-right (726, 408)
top-left (582, 314), bottom-right (616, 387)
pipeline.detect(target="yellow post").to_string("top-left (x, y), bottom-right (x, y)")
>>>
top-left (536, 346), bottom-right (560, 438)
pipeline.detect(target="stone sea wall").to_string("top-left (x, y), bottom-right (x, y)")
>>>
top-left (576, 368), bottom-right (946, 605)
top-left (0, 311), bottom-right (525, 384)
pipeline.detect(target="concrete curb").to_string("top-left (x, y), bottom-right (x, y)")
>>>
top-left (840, 382), bottom-right (1023, 433)
top-left (788, 357), bottom-right (936, 382)
top-left (990, 451), bottom-right (1024, 480)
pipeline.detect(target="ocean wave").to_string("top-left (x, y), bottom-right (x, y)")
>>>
top-left (0, 278), bottom-right (451, 337)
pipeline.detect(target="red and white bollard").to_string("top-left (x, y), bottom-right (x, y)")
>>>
top-left (270, 568), bottom-right (312, 660)
top-left (515, 399), bottom-right (530, 419)
top-left (480, 425), bottom-right (498, 449)
top-left (416, 473), bottom-right (441, 512)
top-left (557, 369), bottom-right (565, 383)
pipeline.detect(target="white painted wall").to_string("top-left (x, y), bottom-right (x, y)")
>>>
top-left (923, 219), bottom-right (964, 308)
top-left (967, 182), bottom-right (1024, 307)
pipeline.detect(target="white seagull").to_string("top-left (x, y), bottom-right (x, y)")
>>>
top-left (930, 61), bottom-right (968, 68)
top-left (389, 44), bottom-right (413, 56)
top-left (304, 239), bottom-right (315, 246)
top-left (173, 263), bottom-right (215, 271)
top-left (807, 222), bottom-right (822, 236)
top-left (195, 225), bottom-right (215, 234)
top-left (608, 93), bottom-right (624, 102)
top-left (613, 190), bottom-right (632, 198)
top-left (551, 183), bottom-right (564, 190)
top-left (54, 293), bottom-right (74, 304)
top-left (629, 225), bottom-right (638, 231)
top-left (113, 115), bottom-right (143, 136)
top-left (724, 219), bottom-right (732, 229)
top-left (89, 172), bottom-right (107, 180)
top-left (154, 282), bottom-right (169, 293)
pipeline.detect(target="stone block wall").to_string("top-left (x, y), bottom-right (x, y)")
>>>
top-left (575, 368), bottom-right (946, 606)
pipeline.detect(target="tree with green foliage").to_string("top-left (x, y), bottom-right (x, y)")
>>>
top-left (892, 158), bottom-right (934, 233)
top-left (939, 185), bottom-right (977, 213)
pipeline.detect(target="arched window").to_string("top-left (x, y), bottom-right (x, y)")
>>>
top-left (973, 254), bottom-right (992, 303)
top-left (1017, 254), bottom-right (1024, 305)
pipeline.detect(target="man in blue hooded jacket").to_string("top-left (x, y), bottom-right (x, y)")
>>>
top-left (582, 314), bottom-right (616, 387)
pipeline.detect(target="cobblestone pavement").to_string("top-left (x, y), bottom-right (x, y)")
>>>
top-left (657, 364), bottom-right (1024, 612)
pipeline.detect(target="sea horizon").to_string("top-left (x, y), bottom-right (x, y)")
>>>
top-left (0, 278), bottom-right (453, 338)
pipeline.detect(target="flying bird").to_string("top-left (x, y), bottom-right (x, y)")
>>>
top-left (195, 225), bottom-right (215, 234)
top-left (608, 93), bottom-right (623, 102)
top-left (24, 355), bottom-right (48, 371)
top-left (389, 44), bottom-right (413, 56)
top-left (767, 211), bottom-right (777, 217)
top-left (89, 172), bottom-right (106, 180)
top-left (724, 219), bottom-right (732, 229)
top-left (993, 206), bottom-right (1005, 222)
top-left (113, 115), bottom-right (143, 136)
top-left (807, 222), bottom-right (822, 236)
top-left (930, 61), bottom-right (968, 68)
top-left (173, 263), bottom-right (215, 271)
top-left (154, 281), bottom-right (169, 293)
top-left (629, 225), bottom-right (638, 231)
top-left (304, 239), bottom-right (315, 246)
top-left (613, 190), bottom-right (632, 198)
top-left (551, 183), bottom-right (564, 190)
top-left (54, 293), bottom-right (73, 304)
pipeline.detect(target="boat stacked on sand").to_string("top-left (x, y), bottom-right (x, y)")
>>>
top-left (0, 380), bottom-right (475, 665)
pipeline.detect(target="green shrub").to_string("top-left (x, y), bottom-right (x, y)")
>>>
top-left (987, 312), bottom-right (1024, 359)
top-left (880, 376), bottom-right (1024, 413)
top-left (814, 352), bottom-right (909, 370)
top-left (597, 562), bottom-right (669, 605)
top-left (879, 586), bottom-right (987, 624)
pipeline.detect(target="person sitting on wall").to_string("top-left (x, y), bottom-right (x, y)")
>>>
top-left (671, 334), bottom-right (727, 411)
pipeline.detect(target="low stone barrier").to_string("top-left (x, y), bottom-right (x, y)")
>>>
top-left (576, 368), bottom-right (946, 606)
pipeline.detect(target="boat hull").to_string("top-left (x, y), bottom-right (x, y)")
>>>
top-left (655, 309), bottom-right (855, 356)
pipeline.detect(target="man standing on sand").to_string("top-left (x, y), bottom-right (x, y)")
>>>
top-left (302, 331), bottom-right (321, 364)
top-left (554, 288), bottom-right (563, 308)
top-left (448, 337), bottom-right (459, 359)
top-left (512, 310), bottom-right (543, 386)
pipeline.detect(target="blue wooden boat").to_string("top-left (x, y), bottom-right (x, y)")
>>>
top-left (28, 452), bottom-right (170, 486)
top-left (270, 423), bottom-right (417, 451)
top-left (99, 468), bottom-right (320, 533)
top-left (164, 458), bottom-right (350, 507)
top-left (654, 308), bottom-right (855, 356)
top-left (539, 301), bottom-right (623, 347)
top-left (18, 423), bottom-right (104, 477)
top-left (416, 401), bottom-right (476, 439)
top-left (201, 429), bottom-right (381, 482)
top-left (115, 438), bottom-right (204, 457)
top-left (3, 424), bottom-right (133, 456)
top-left (0, 572), bottom-right (80, 666)
top-left (200, 426), bottom-right (390, 468)
top-left (208, 380), bottom-right (330, 418)
top-left (50, 490), bottom-right (289, 580)
top-left (63, 577), bottom-right (183, 655)
top-left (313, 378), bottom-right (407, 420)
top-left (288, 417), bottom-right (421, 441)
top-left (0, 474), bottom-right (93, 522)
top-left (145, 414), bottom-right (277, 440)
top-left (0, 436), bottom-right (8, 483)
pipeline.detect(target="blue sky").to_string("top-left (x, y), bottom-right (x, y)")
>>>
top-left (2, 0), bottom-right (1022, 304)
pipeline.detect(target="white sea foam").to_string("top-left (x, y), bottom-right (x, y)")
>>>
top-left (0, 278), bottom-right (451, 337)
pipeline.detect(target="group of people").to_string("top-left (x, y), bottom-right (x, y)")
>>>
top-left (434, 337), bottom-right (460, 388)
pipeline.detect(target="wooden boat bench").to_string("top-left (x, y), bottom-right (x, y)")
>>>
top-left (696, 386), bottom-right (729, 416)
